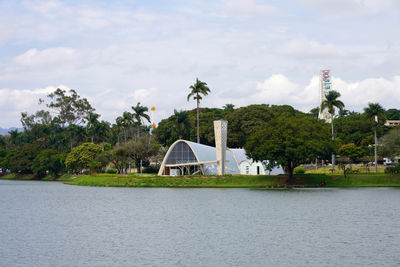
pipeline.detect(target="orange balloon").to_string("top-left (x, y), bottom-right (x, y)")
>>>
top-left (152, 123), bottom-right (156, 128)
top-left (151, 106), bottom-right (156, 111)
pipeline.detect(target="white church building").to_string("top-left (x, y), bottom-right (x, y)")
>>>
top-left (157, 120), bottom-right (282, 176)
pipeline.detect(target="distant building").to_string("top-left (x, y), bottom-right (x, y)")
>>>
top-left (384, 120), bottom-right (400, 126)
top-left (384, 157), bottom-right (400, 166)
top-left (318, 69), bottom-right (333, 123)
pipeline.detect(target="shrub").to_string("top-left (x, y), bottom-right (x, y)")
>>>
top-left (385, 163), bottom-right (400, 174)
top-left (294, 167), bottom-right (306, 174)
top-left (142, 164), bottom-right (160, 174)
top-left (106, 168), bottom-right (117, 174)
top-left (65, 143), bottom-right (102, 173)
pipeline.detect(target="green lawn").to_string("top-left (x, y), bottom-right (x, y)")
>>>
top-left (66, 173), bottom-right (400, 188)
top-left (306, 164), bottom-right (386, 174)
top-left (3, 171), bottom-right (399, 188)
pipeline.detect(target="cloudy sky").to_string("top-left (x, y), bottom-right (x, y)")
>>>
top-left (0, 0), bottom-right (399, 128)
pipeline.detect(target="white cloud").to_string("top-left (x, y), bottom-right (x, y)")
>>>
top-left (212, 75), bottom-right (400, 114)
top-left (0, 24), bottom-right (12, 46)
top-left (0, 1), bottom-right (399, 127)
top-left (0, 85), bottom-right (68, 127)
top-left (1, 75), bottom-right (400, 127)
top-left (335, 76), bottom-right (400, 110)
top-left (277, 39), bottom-right (347, 58)
top-left (223, 0), bottom-right (279, 16)
top-left (295, 0), bottom-right (400, 14)
top-left (13, 47), bottom-right (77, 66)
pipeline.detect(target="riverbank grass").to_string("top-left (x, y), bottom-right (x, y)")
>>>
top-left (0, 173), bottom-right (74, 181)
top-left (66, 173), bottom-right (400, 187)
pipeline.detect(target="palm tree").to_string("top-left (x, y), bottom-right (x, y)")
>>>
top-left (117, 111), bottom-right (134, 143)
top-left (320, 90), bottom-right (345, 170)
top-left (114, 117), bottom-right (124, 144)
top-left (97, 120), bottom-right (111, 151)
top-left (187, 78), bottom-right (211, 143)
top-left (131, 102), bottom-right (150, 137)
top-left (223, 104), bottom-right (235, 112)
top-left (8, 129), bottom-right (20, 148)
top-left (85, 112), bottom-right (100, 143)
top-left (364, 103), bottom-right (386, 173)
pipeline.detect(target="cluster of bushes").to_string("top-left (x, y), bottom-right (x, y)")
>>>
top-left (0, 138), bottom-right (162, 178)
top-left (0, 139), bottom-right (66, 178)
top-left (384, 163), bottom-right (400, 174)
top-left (294, 167), bottom-right (306, 174)
top-left (142, 164), bottom-right (160, 174)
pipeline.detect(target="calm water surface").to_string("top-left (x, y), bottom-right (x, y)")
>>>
top-left (0, 180), bottom-right (399, 267)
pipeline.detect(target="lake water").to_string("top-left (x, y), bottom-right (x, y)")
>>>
top-left (0, 180), bottom-right (399, 267)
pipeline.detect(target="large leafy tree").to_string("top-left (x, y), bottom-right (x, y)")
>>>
top-left (187, 78), bottom-right (211, 143)
top-left (320, 90), bottom-right (345, 170)
top-left (245, 116), bottom-right (332, 183)
top-left (173, 109), bottom-right (190, 139)
top-left (225, 104), bottom-right (302, 148)
top-left (65, 142), bottom-right (102, 173)
top-left (32, 149), bottom-right (65, 178)
top-left (380, 127), bottom-right (400, 160)
top-left (128, 135), bottom-right (161, 171)
top-left (108, 145), bottom-right (130, 174)
top-left (40, 88), bottom-right (94, 127)
top-left (66, 124), bottom-right (85, 151)
top-left (9, 139), bottom-right (44, 174)
top-left (335, 114), bottom-right (375, 147)
top-left (0, 148), bottom-right (11, 173)
top-left (337, 143), bottom-right (364, 170)
top-left (364, 103), bottom-right (386, 172)
top-left (385, 108), bottom-right (400, 120)
top-left (131, 102), bottom-right (150, 137)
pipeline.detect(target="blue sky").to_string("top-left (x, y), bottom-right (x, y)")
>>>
top-left (0, 0), bottom-right (399, 127)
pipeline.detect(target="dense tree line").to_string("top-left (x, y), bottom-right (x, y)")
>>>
top-left (0, 88), bottom-right (161, 177)
top-left (0, 86), bottom-right (399, 179)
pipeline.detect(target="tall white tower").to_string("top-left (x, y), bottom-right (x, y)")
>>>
top-left (214, 120), bottom-right (228, 175)
top-left (318, 69), bottom-right (332, 123)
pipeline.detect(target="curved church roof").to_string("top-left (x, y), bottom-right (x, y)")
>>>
top-left (229, 148), bottom-right (251, 164)
top-left (158, 140), bottom-right (244, 175)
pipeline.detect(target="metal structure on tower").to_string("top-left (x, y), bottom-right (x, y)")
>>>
top-left (318, 69), bottom-right (332, 123)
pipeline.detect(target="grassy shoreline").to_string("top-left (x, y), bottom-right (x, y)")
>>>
top-left (65, 173), bottom-right (400, 188)
top-left (0, 173), bottom-right (74, 181)
top-left (3, 173), bottom-right (400, 188)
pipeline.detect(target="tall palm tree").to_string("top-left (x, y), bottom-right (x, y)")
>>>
top-left (97, 120), bottom-right (111, 151)
top-left (8, 129), bottom-right (20, 148)
top-left (187, 78), bottom-right (211, 143)
top-left (364, 103), bottom-right (386, 173)
top-left (85, 112), bottom-right (100, 143)
top-left (320, 90), bottom-right (345, 170)
top-left (131, 102), bottom-right (150, 137)
top-left (116, 111), bottom-right (134, 143)
top-left (114, 117), bottom-right (124, 144)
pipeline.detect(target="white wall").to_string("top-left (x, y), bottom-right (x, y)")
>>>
top-left (239, 161), bottom-right (266, 175)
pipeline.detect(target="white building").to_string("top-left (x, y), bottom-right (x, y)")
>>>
top-left (157, 140), bottom-right (282, 176)
top-left (158, 120), bottom-right (283, 176)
